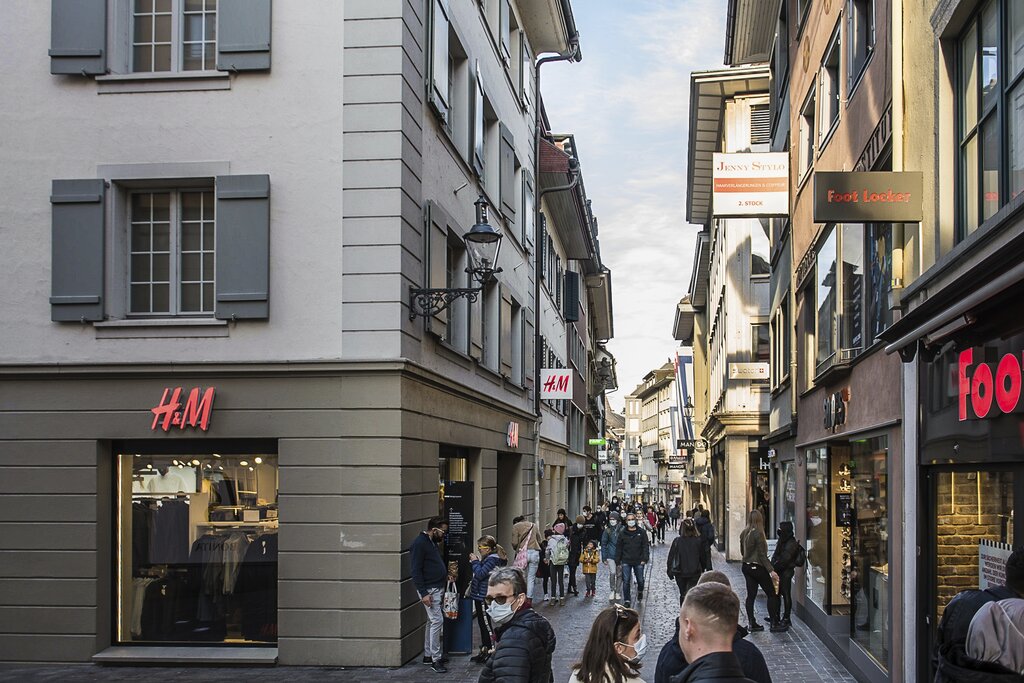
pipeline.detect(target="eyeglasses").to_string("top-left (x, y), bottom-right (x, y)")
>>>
top-left (484, 593), bottom-right (520, 606)
top-left (477, 546), bottom-right (490, 552)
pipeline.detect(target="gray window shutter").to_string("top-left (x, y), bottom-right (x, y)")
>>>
top-left (217, 0), bottom-right (272, 72)
top-left (427, 0), bottom-right (450, 123)
top-left (499, 123), bottom-right (516, 223)
top-left (500, 288), bottom-right (512, 376)
top-left (215, 175), bottom-right (270, 320)
top-left (50, 179), bottom-right (105, 322)
top-left (50, 0), bottom-right (106, 75)
top-left (424, 202), bottom-right (449, 336)
top-left (472, 62), bottom-right (485, 177)
top-left (563, 269), bottom-right (579, 322)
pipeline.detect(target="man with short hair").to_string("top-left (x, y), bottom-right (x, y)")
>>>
top-left (410, 516), bottom-right (448, 673)
top-left (478, 567), bottom-right (556, 683)
top-left (615, 511), bottom-right (650, 608)
top-left (655, 572), bottom-right (769, 683)
top-left (935, 548), bottom-right (1024, 681)
top-left (672, 582), bottom-right (757, 682)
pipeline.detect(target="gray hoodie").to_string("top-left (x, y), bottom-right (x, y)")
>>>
top-left (967, 598), bottom-right (1024, 674)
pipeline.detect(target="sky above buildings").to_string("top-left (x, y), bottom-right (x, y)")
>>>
top-left (541, 0), bottom-right (727, 411)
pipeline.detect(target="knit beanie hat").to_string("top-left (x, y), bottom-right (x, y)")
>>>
top-left (553, 522), bottom-right (566, 534)
top-left (609, 511), bottom-right (620, 520)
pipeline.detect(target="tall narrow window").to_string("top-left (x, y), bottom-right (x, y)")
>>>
top-left (847, 0), bottom-right (875, 91)
top-left (816, 226), bottom-right (837, 370)
top-left (820, 26), bottom-right (841, 142)
top-left (840, 223), bottom-right (864, 354)
top-left (428, 0), bottom-right (451, 122)
top-left (132, 0), bottom-right (217, 73)
top-left (752, 218), bottom-right (771, 276)
top-left (799, 88), bottom-right (816, 179)
top-left (511, 299), bottom-right (524, 385)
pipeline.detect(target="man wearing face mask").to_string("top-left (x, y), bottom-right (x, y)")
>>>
top-left (410, 516), bottom-right (449, 673)
top-left (615, 513), bottom-right (650, 608)
top-left (479, 567), bottom-right (556, 683)
top-left (673, 583), bottom-right (756, 683)
top-left (601, 511), bottom-right (625, 603)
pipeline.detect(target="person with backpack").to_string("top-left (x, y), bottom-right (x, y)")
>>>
top-left (510, 515), bottom-right (543, 608)
top-left (770, 520), bottom-right (802, 628)
top-left (469, 535), bottom-right (507, 663)
top-left (934, 548), bottom-right (1024, 681)
top-left (546, 522), bottom-right (571, 606)
top-left (694, 509), bottom-right (716, 570)
top-left (602, 511), bottom-right (625, 603)
top-left (616, 512), bottom-right (650, 608)
top-left (667, 519), bottom-right (709, 604)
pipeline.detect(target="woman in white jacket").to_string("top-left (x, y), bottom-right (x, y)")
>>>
top-left (568, 604), bottom-right (647, 683)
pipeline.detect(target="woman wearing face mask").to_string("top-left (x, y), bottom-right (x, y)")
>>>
top-left (569, 605), bottom-right (647, 682)
top-left (469, 536), bottom-right (508, 663)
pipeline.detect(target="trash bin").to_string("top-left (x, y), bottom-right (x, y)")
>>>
top-left (444, 597), bottom-right (474, 654)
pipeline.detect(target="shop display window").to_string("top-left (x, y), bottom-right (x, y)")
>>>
top-left (805, 447), bottom-right (829, 607)
top-left (781, 461), bottom-right (797, 526)
top-left (849, 436), bottom-right (889, 667)
top-left (117, 453), bottom-right (279, 644)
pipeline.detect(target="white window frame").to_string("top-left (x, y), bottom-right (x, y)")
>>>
top-left (131, 0), bottom-right (217, 74)
top-left (819, 25), bottom-right (842, 147)
top-left (798, 87), bottom-right (816, 182)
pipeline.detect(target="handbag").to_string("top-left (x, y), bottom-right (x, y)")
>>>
top-left (512, 523), bottom-right (533, 570)
top-left (442, 580), bottom-right (460, 619)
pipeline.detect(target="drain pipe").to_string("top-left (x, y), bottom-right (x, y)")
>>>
top-left (532, 34), bottom-right (581, 525)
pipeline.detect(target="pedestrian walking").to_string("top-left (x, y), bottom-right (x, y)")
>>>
top-left (469, 535), bottom-right (507, 664)
top-left (552, 508), bottom-right (571, 531)
top-left (601, 511), bottom-right (624, 603)
top-left (654, 571), bottom-right (770, 683)
top-left (646, 507), bottom-right (659, 545)
top-left (567, 515), bottom-right (587, 596)
top-left (538, 529), bottom-right (554, 604)
top-left (511, 515), bottom-right (544, 607)
top-left (669, 504), bottom-right (680, 533)
top-left (616, 512), bottom-right (650, 608)
top-left (410, 516), bottom-right (449, 674)
top-left (568, 604), bottom-right (647, 683)
top-left (667, 519), bottom-right (708, 605)
top-left (739, 510), bottom-right (785, 633)
top-left (608, 497), bottom-right (621, 514)
top-left (694, 510), bottom-right (715, 571)
top-left (935, 548), bottom-right (1024, 681)
top-left (581, 540), bottom-right (600, 598)
top-left (672, 582), bottom-right (758, 682)
top-left (770, 520), bottom-right (801, 628)
top-left (583, 506), bottom-right (603, 546)
top-left (547, 522), bottom-right (571, 606)
top-left (657, 504), bottom-right (668, 544)
top-left (479, 567), bottom-right (556, 683)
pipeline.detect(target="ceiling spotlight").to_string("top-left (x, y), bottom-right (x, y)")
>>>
top-left (212, 453), bottom-right (221, 458)
top-left (239, 460), bottom-right (249, 467)
top-left (248, 467), bottom-right (254, 472)
top-left (191, 459), bottom-right (200, 466)
top-left (254, 457), bottom-right (263, 465)
top-left (146, 464), bottom-right (153, 470)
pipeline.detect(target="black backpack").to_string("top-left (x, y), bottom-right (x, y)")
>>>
top-left (794, 542), bottom-right (807, 567)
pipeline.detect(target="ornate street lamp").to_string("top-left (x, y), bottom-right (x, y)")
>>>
top-left (409, 196), bottom-right (503, 320)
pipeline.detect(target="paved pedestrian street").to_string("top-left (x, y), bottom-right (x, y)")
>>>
top-left (0, 530), bottom-right (856, 683)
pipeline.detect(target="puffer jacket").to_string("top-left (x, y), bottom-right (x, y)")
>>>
top-left (935, 642), bottom-right (1024, 682)
top-left (479, 607), bottom-right (556, 683)
top-left (615, 527), bottom-right (650, 565)
top-left (469, 552), bottom-right (506, 602)
top-left (670, 652), bottom-right (756, 683)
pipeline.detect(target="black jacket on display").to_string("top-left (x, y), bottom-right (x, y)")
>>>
top-left (478, 607), bottom-right (556, 683)
top-left (770, 522), bottom-right (800, 573)
top-left (667, 536), bottom-right (709, 579)
top-left (615, 527), bottom-right (650, 565)
top-left (669, 652), bottom-right (758, 683)
top-left (655, 620), bottom-right (770, 683)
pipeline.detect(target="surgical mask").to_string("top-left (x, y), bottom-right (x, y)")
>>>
top-left (576, 523), bottom-right (583, 529)
top-left (627, 520), bottom-right (637, 528)
top-left (609, 519), bottom-right (618, 526)
top-left (487, 598), bottom-right (518, 626)
top-left (619, 633), bottom-right (648, 664)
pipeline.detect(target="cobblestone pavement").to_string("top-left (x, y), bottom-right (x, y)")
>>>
top-left (0, 529), bottom-right (857, 682)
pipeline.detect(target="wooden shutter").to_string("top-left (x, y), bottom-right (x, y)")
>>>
top-left (49, 0), bottom-right (106, 75)
top-left (424, 202), bottom-right (449, 336)
top-left (217, 0), bottom-right (272, 71)
top-left (215, 175), bottom-right (270, 319)
top-left (50, 179), bottom-right (105, 321)
top-left (472, 61), bottom-right (485, 177)
top-left (564, 270), bottom-right (580, 322)
top-left (427, 0), bottom-right (450, 121)
top-left (500, 287), bottom-right (513, 376)
top-left (500, 123), bottom-right (516, 223)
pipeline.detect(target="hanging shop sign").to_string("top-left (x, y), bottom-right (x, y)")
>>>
top-left (728, 362), bottom-right (769, 380)
top-left (506, 422), bottom-right (520, 448)
top-left (813, 171), bottom-right (923, 223)
top-left (540, 368), bottom-right (573, 399)
top-left (958, 348), bottom-right (1024, 421)
top-left (150, 386), bottom-right (216, 432)
top-left (677, 438), bottom-right (709, 452)
top-left (712, 152), bottom-right (789, 216)
top-left (589, 438), bottom-right (607, 446)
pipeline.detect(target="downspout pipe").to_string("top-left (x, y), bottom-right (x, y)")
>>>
top-left (532, 34), bottom-right (580, 523)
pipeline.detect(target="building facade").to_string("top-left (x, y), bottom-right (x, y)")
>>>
top-left (0, 0), bottom-right (610, 668)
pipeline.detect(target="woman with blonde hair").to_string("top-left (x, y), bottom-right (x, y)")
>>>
top-left (739, 510), bottom-right (785, 632)
top-left (469, 535), bottom-right (507, 662)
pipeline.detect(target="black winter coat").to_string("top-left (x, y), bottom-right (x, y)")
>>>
top-left (615, 527), bottom-right (650, 565)
top-left (933, 585), bottom-right (1022, 682)
top-left (655, 619), bottom-right (770, 683)
top-left (668, 536), bottom-right (709, 579)
top-left (568, 527), bottom-right (586, 564)
top-left (770, 527), bottom-right (800, 574)
top-left (478, 607), bottom-right (556, 683)
top-left (670, 652), bottom-right (757, 683)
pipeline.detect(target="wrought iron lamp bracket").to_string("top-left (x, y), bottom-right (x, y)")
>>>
top-left (409, 286), bottom-right (482, 320)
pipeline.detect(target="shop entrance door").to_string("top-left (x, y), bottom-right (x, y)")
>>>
top-left (920, 466), bottom-right (1024, 680)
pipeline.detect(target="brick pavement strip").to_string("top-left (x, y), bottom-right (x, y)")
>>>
top-left (0, 531), bottom-right (857, 683)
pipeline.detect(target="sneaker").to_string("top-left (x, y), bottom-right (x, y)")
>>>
top-left (782, 617), bottom-right (792, 628)
top-left (770, 622), bottom-right (789, 633)
top-left (542, 593), bottom-right (549, 602)
top-left (560, 596), bottom-right (566, 606)
top-left (422, 656), bottom-right (432, 665)
top-left (608, 592), bottom-right (616, 602)
top-left (748, 622), bottom-right (765, 632)
top-left (624, 600), bottom-right (632, 608)
top-left (431, 661), bottom-right (448, 674)
top-left (637, 592), bottom-right (644, 602)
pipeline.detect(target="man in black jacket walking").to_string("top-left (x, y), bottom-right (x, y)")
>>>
top-left (615, 512), bottom-right (650, 608)
top-left (672, 582), bottom-right (756, 683)
top-left (478, 567), bottom-right (556, 683)
top-left (410, 516), bottom-right (449, 674)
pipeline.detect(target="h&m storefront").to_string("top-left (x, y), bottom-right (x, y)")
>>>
top-left (0, 362), bottom-right (535, 667)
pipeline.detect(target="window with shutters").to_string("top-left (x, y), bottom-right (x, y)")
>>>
top-left (750, 103), bottom-right (771, 147)
top-left (128, 189), bottom-right (216, 316)
top-left (427, 0), bottom-right (451, 123)
top-left (131, 0), bottom-right (216, 73)
top-left (819, 25), bottom-right (841, 147)
top-left (522, 172), bottom-right (535, 250)
top-left (511, 298), bottom-right (524, 385)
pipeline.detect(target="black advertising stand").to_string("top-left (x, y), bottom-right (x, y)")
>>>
top-left (443, 481), bottom-right (474, 654)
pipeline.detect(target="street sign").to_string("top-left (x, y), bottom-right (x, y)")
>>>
top-left (677, 438), bottom-right (709, 452)
top-left (588, 438), bottom-right (606, 446)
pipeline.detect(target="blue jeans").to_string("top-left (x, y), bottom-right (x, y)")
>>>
top-left (620, 563), bottom-right (645, 603)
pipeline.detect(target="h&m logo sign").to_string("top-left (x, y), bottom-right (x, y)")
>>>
top-left (151, 387), bottom-right (216, 432)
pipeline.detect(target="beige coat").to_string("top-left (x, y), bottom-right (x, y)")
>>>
top-left (511, 520), bottom-right (543, 551)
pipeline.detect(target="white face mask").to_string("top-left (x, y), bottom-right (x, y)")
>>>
top-left (627, 520), bottom-right (637, 528)
top-left (609, 519), bottom-right (618, 526)
top-left (486, 597), bottom-right (519, 626)
top-left (619, 633), bottom-right (648, 664)
top-left (576, 523), bottom-right (583, 529)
